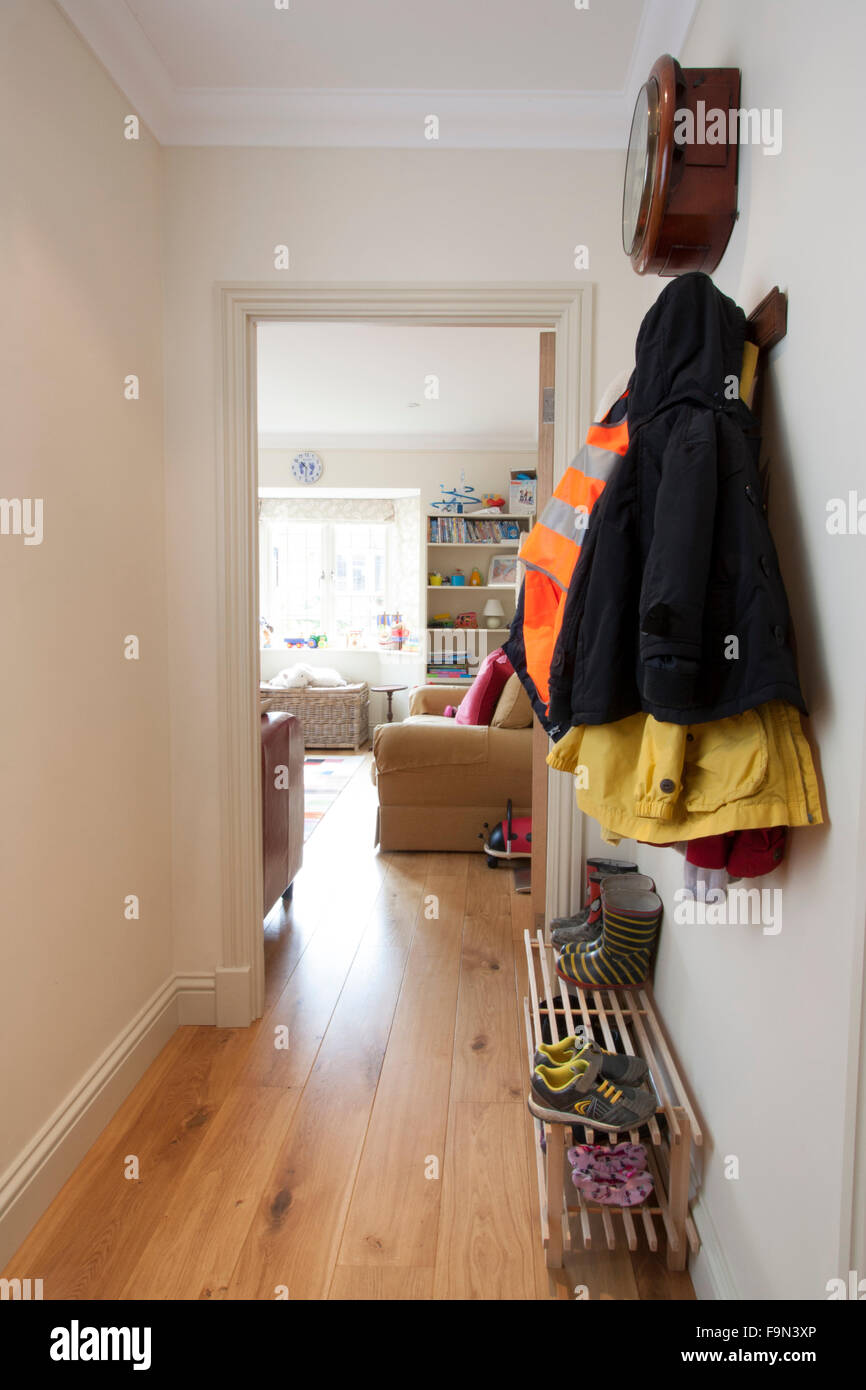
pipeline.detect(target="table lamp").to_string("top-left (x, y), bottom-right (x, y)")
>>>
top-left (483, 598), bottom-right (505, 630)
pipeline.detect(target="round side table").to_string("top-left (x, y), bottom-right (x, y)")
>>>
top-left (371, 684), bottom-right (407, 723)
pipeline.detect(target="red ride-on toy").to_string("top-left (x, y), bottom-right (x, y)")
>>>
top-left (480, 799), bottom-right (532, 869)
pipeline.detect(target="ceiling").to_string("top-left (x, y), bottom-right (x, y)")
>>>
top-left (126, 0), bottom-right (641, 90)
top-left (55, 0), bottom-right (697, 147)
top-left (256, 323), bottom-right (542, 449)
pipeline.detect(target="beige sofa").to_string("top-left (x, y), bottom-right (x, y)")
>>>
top-left (372, 683), bottom-right (532, 852)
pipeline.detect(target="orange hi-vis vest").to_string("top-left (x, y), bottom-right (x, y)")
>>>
top-left (520, 397), bottom-right (629, 705)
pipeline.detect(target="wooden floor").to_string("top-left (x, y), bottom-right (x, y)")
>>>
top-left (4, 752), bottom-right (694, 1301)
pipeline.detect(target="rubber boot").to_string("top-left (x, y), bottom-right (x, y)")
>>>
top-left (553, 873), bottom-right (656, 947)
top-left (556, 886), bottom-right (662, 990)
top-left (584, 858), bottom-right (639, 905)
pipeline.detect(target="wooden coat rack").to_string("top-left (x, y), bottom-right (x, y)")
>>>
top-left (747, 285), bottom-right (788, 352)
top-left (745, 286), bottom-right (788, 496)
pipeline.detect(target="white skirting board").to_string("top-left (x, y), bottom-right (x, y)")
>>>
top-left (688, 1196), bottom-right (741, 1301)
top-left (176, 973), bottom-right (218, 1026)
top-left (0, 971), bottom-right (216, 1269)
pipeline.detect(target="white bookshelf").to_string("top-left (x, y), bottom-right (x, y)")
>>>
top-left (425, 511), bottom-right (533, 682)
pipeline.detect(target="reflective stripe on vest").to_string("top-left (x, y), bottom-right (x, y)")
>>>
top-left (519, 397), bottom-right (630, 704)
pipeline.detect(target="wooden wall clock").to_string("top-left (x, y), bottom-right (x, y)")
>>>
top-left (622, 55), bottom-right (740, 276)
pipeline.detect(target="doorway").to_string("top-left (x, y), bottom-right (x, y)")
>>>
top-left (215, 284), bottom-right (593, 1025)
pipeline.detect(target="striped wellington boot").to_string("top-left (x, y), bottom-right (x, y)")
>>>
top-left (551, 873), bottom-right (656, 948)
top-left (556, 886), bottom-right (662, 990)
top-left (550, 864), bottom-right (642, 941)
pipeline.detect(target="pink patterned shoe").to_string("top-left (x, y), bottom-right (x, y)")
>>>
top-left (577, 1171), bottom-right (654, 1207)
top-left (567, 1142), bottom-right (647, 1181)
top-left (567, 1142), bottom-right (653, 1207)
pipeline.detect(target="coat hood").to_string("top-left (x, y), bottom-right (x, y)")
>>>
top-left (627, 272), bottom-right (748, 431)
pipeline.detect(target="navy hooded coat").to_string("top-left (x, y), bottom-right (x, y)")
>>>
top-left (547, 273), bottom-right (806, 731)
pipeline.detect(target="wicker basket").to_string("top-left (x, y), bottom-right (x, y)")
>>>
top-left (259, 681), bottom-right (370, 751)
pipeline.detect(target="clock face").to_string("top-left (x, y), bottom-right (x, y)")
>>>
top-left (292, 451), bottom-right (323, 484)
top-left (622, 79), bottom-right (660, 256)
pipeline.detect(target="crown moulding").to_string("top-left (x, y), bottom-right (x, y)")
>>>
top-left (55, 0), bottom-right (698, 149)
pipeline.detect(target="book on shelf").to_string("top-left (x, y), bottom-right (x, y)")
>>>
top-left (426, 660), bottom-right (473, 678)
top-left (427, 515), bottom-right (527, 544)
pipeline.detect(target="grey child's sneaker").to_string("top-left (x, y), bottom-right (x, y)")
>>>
top-left (534, 1036), bottom-right (649, 1087)
top-left (528, 1056), bottom-right (657, 1131)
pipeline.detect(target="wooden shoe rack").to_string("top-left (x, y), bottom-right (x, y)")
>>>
top-left (522, 930), bottom-right (703, 1271)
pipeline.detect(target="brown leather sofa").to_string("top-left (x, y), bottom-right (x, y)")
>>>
top-left (372, 683), bottom-right (532, 852)
top-left (261, 711), bottom-right (304, 913)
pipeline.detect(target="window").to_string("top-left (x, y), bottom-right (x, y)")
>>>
top-left (261, 519), bottom-right (388, 648)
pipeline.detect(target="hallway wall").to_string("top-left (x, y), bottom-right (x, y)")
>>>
top-left (0, 0), bottom-right (173, 1258)
top-left (585, 0), bottom-right (866, 1299)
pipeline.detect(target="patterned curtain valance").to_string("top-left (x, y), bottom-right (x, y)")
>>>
top-left (258, 496), bottom-right (396, 523)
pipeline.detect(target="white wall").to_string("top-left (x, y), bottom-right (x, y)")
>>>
top-left (0, 0), bottom-right (172, 1257)
top-left (259, 445), bottom-right (536, 502)
top-left (584, 0), bottom-right (866, 1299)
top-left (163, 145), bottom-right (650, 974)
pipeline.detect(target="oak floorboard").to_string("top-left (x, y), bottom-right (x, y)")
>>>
top-left (410, 859), bottom-right (469, 958)
top-left (116, 1082), bottom-right (299, 1300)
top-left (329, 1267), bottom-right (434, 1300)
top-left (452, 912), bottom-right (523, 1104)
top-left (224, 945), bottom-right (407, 1300)
top-left (632, 1234), bottom-right (697, 1301)
top-left (239, 931), bottom-right (360, 1089)
top-left (564, 1244), bottom-right (642, 1302)
top-left (465, 850), bottom-right (512, 917)
top-left (432, 1101), bottom-right (537, 1300)
top-left (358, 852), bottom-right (431, 953)
top-left (334, 943), bottom-right (464, 1269)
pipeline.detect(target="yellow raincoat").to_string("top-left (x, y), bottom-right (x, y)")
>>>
top-left (547, 700), bottom-right (823, 844)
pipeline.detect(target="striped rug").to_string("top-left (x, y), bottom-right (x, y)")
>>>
top-left (303, 755), bottom-right (365, 841)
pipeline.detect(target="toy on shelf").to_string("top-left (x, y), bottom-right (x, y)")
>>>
top-left (260, 618), bottom-right (274, 648)
top-left (451, 569), bottom-right (465, 586)
top-left (509, 469), bottom-right (537, 513)
top-left (429, 460), bottom-right (496, 514)
top-left (283, 636), bottom-right (307, 648)
top-left (430, 482), bottom-right (482, 514)
top-left (429, 571), bottom-right (443, 585)
top-left (455, 612), bottom-right (478, 629)
top-left (479, 493), bottom-right (506, 511)
top-left (469, 567), bottom-right (483, 586)
top-left (480, 799), bottom-right (532, 868)
top-left (377, 612), bottom-right (408, 650)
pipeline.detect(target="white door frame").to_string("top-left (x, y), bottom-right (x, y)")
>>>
top-left (214, 282), bottom-right (593, 1025)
